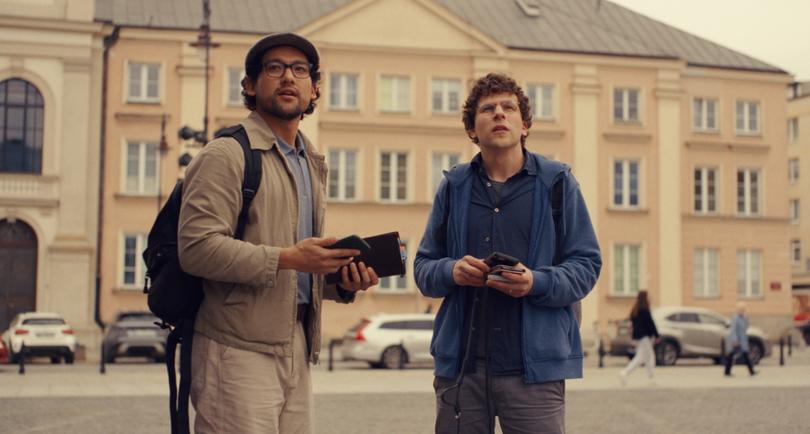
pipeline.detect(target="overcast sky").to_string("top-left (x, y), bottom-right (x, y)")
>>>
top-left (607, 0), bottom-right (810, 81)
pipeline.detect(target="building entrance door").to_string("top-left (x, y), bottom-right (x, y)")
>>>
top-left (0, 219), bottom-right (37, 329)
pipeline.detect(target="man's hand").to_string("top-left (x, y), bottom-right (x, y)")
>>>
top-left (279, 237), bottom-right (359, 274)
top-left (452, 256), bottom-right (489, 287)
top-left (337, 262), bottom-right (379, 292)
top-left (485, 262), bottom-right (533, 298)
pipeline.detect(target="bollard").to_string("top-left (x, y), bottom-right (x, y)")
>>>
top-left (398, 341), bottom-right (406, 370)
top-left (788, 335), bottom-right (793, 357)
top-left (328, 339), bottom-right (337, 372)
top-left (18, 344), bottom-right (26, 375)
top-left (100, 343), bottom-right (106, 374)
top-left (779, 337), bottom-right (784, 366)
top-left (597, 339), bottom-right (605, 368)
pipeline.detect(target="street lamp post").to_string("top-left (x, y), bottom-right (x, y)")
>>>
top-left (157, 113), bottom-right (169, 211)
top-left (186, 0), bottom-right (219, 146)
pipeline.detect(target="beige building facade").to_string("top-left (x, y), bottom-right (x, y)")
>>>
top-left (96, 0), bottom-right (795, 355)
top-left (0, 0), bottom-right (104, 352)
top-left (787, 83), bottom-right (810, 323)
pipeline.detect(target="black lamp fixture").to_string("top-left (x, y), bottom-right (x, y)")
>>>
top-left (178, 0), bottom-right (219, 147)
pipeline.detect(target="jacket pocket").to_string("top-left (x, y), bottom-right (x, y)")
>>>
top-left (430, 298), bottom-right (461, 359)
top-left (524, 306), bottom-right (578, 362)
top-left (223, 283), bottom-right (251, 306)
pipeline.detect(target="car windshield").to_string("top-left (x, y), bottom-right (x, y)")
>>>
top-left (22, 318), bottom-right (65, 325)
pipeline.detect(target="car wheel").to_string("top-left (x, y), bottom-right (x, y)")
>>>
top-left (655, 340), bottom-right (679, 366)
top-left (381, 346), bottom-right (407, 369)
top-left (747, 341), bottom-right (763, 365)
top-left (64, 352), bottom-right (74, 365)
top-left (50, 356), bottom-right (61, 364)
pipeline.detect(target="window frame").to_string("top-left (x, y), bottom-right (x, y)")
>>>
top-left (611, 158), bottom-right (641, 209)
top-left (693, 247), bottom-right (720, 298)
top-left (0, 78), bottom-right (45, 174)
top-left (734, 99), bottom-right (761, 135)
top-left (326, 148), bottom-right (359, 201)
top-left (378, 150), bottom-right (409, 203)
top-left (122, 139), bottom-right (160, 196)
top-left (378, 74), bottom-right (411, 113)
top-left (612, 87), bottom-right (641, 124)
top-left (611, 243), bottom-right (642, 296)
top-left (125, 61), bottom-right (162, 104)
top-left (736, 168), bottom-right (761, 217)
top-left (788, 117), bottom-right (799, 144)
top-left (788, 158), bottom-right (800, 185)
top-left (430, 77), bottom-right (462, 115)
top-left (736, 249), bottom-right (762, 299)
top-left (377, 239), bottom-right (409, 293)
top-left (693, 166), bottom-right (718, 214)
top-left (790, 199), bottom-right (800, 224)
top-left (791, 239), bottom-right (802, 266)
top-left (527, 82), bottom-right (556, 121)
top-left (429, 151), bottom-right (461, 199)
top-left (329, 72), bottom-right (360, 111)
top-left (225, 67), bottom-right (243, 107)
top-left (692, 97), bottom-right (719, 133)
top-left (120, 232), bottom-right (148, 289)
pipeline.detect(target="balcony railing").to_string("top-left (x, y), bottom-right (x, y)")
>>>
top-left (0, 174), bottom-right (59, 207)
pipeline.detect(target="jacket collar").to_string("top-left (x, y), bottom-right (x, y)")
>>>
top-left (240, 111), bottom-right (321, 159)
top-left (445, 151), bottom-right (564, 187)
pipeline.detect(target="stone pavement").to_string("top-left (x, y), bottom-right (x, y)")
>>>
top-left (1, 345), bottom-right (808, 398)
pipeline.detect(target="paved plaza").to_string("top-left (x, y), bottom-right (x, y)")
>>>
top-left (0, 346), bottom-right (808, 433)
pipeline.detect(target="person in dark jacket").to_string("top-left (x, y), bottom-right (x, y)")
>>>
top-left (619, 290), bottom-right (659, 385)
top-left (724, 302), bottom-right (756, 377)
top-left (414, 73), bottom-right (601, 434)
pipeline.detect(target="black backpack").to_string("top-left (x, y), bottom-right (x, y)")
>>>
top-left (141, 125), bottom-right (262, 434)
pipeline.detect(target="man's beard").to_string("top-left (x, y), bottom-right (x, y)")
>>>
top-left (260, 95), bottom-right (306, 121)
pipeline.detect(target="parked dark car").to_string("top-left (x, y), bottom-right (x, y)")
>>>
top-left (609, 306), bottom-right (771, 366)
top-left (102, 311), bottom-right (168, 363)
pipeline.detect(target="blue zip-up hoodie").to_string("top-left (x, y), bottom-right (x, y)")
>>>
top-left (414, 152), bottom-right (601, 383)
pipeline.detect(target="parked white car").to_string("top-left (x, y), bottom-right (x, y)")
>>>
top-left (1, 312), bottom-right (77, 364)
top-left (341, 313), bottom-right (434, 369)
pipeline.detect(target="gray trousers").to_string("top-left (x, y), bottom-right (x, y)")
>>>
top-left (434, 361), bottom-right (565, 434)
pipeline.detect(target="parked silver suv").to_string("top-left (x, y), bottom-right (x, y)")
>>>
top-left (609, 306), bottom-right (772, 366)
top-left (341, 313), bottom-right (434, 369)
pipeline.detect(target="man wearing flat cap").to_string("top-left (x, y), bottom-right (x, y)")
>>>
top-left (178, 33), bottom-right (378, 434)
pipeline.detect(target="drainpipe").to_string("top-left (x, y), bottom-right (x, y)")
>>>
top-left (94, 25), bottom-right (120, 337)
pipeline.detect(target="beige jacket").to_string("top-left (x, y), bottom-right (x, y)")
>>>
top-left (178, 111), bottom-right (351, 363)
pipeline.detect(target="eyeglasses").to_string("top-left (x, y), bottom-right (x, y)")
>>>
top-left (262, 61), bottom-right (313, 79)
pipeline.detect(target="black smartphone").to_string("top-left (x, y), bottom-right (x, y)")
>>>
top-left (488, 264), bottom-right (526, 282)
top-left (485, 252), bottom-right (519, 267)
top-left (328, 235), bottom-right (372, 257)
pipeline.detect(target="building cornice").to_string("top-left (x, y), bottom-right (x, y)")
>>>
top-left (0, 16), bottom-right (103, 34)
top-left (685, 140), bottom-right (770, 153)
top-left (319, 120), bottom-right (460, 136)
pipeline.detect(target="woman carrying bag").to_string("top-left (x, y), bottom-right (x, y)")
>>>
top-left (619, 290), bottom-right (659, 385)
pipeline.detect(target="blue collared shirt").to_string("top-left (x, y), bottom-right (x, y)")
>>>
top-left (276, 133), bottom-right (313, 306)
top-left (467, 151), bottom-right (536, 375)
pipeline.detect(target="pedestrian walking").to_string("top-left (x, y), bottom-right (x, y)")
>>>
top-left (177, 32), bottom-right (378, 434)
top-left (414, 73), bottom-right (602, 434)
top-left (619, 290), bottom-right (659, 385)
top-left (724, 302), bottom-right (757, 377)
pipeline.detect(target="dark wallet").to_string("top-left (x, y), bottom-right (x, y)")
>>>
top-left (325, 231), bottom-right (406, 284)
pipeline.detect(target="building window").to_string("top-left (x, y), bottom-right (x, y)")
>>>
top-left (693, 248), bottom-right (719, 298)
top-left (694, 167), bottom-right (717, 213)
top-left (379, 75), bottom-right (410, 113)
top-left (736, 250), bottom-right (761, 298)
top-left (789, 158), bottom-right (800, 184)
top-left (125, 141), bottom-right (158, 195)
top-left (613, 159), bottom-right (640, 208)
top-left (227, 68), bottom-right (243, 106)
top-left (613, 88), bottom-right (640, 122)
top-left (0, 78), bottom-right (43, 173)
top-left (330, 73), bottom-right (358, 110)
top-left (613, 244), bottom-right (641, 296)
top-left (379, 241), bottom-right (408, 292)
top-left (431, 78), bottom-right (461, 114)
top-left (735, 100), bottom-right (760, 134)
top-left (790, 199), bottom-right (800, 224)
top-left (122, 233), bottom-right (147, 288)
top-left (327, 149), bottom-right (357, 200)
top-left (792, 239), bottom-right (801, 265)
top-left (528, 83), bottom-right (555, 120)
top-left (430, 152), bottom-right (460, 197)
top-left (379, 151), bottom-right (408, 202)
top-left (736, 168), bottom-right (760, 216)
top-left (693, 97), bottom-right (718, 132)
top-left (127, 62), bottom-right (160, 103)
top-left (788, 117), bottom-right (799, 143)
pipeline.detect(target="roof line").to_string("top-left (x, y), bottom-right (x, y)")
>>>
top-left (686, 62), bottom-right (788, 75)
top-left (507, 45), bottom-right (678, 61)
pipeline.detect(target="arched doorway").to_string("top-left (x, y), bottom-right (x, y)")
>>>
top-left (0, 219), bottom-right (37, 329)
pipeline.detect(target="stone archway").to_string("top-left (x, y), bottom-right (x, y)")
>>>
top-left (0, 218), bottom-right (37, 329)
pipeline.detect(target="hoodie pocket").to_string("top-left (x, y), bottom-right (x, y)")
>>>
top-left (524, 306), bottom-right (577, 362)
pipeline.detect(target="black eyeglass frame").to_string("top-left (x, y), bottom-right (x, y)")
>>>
top-left (261, 61), bottom-right (314, 79)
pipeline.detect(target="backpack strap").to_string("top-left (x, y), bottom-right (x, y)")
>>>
top-left (216, 125), bottom-right (262, 240)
